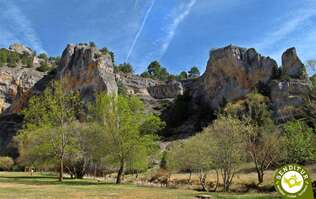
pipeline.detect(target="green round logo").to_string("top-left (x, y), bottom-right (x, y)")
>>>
top-left (274, 164), bottom-right (314, 199)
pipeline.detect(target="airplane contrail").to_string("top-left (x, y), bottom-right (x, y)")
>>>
top-left (126, 0), bottom-right (156, 62)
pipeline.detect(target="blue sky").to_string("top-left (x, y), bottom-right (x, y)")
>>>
top-left (0, 0), bottom-right (316, 74)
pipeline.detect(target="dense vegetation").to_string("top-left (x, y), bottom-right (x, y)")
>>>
top-left (0, 48), bottom-right (33, 68)
top-left (139, 61), bottom-right (200, 81)
top-left (0, 45), bottom-right (315, 195)
top-left (165, 92), bottom-right (316, 191)
top-left (0, 49), bottom-right (59, 72)
top-left (16, 80), bottom-right (165, 183)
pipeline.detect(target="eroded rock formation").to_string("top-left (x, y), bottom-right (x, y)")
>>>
top-left (282, 47), bottom-right (307, 79)
top-left (56, 44), bottom-right (117, 99)
top-left (0, 67), bottom-right (43, 113)
top-left (189, 45), bottom-right (278, 110)
top-left (0, 43), bottom-right (315, 155)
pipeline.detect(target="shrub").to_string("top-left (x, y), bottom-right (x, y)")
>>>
top-left (38, 53), bottom-right (48, 60)
top-left (282, 121), bottom-right (316, 164)
top-left (36, 62), bottom-right (51, 72)
top-left (0, 156), bottom-right (14, 171)
top-left (114, 63), bottom-right (134, 74)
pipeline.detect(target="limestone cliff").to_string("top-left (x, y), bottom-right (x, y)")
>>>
top-left (0, 67), bottom-right (44, 113)
top-left (56, 44), bottom-right (117, 99)
top-left (189, 45), bottom-right (278, 110)
top-left (0, 43), bottom-right (315, 155)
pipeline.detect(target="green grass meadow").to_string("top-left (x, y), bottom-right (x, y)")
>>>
top-left (0, 172), bottom-right (281, 199)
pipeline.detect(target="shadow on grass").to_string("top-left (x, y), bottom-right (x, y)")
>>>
top-left (0, 175), bottom-right (115, 186)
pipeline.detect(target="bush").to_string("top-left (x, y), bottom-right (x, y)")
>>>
top-left (0, 156), bottom-right (14, 171)
top-left (0, 48), bottom-right (9, 66)
top-left (38, 53), bottom-right (48, 60)
top-left (114, 63), bottom-right (134, 74)
top-left (282, 121), bottom-right (316, 164)
top-left (8, 62), bottom-right (17, 68)
top-left (36, 62), bottom-right (51, 72)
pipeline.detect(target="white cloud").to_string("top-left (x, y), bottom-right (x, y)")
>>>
top-left (253, 9), bottom-right (316, 51)
top-left (0, 1), bottom-right (45, 53)
top-left (126, 0), bottom-right (156, 62)
top-left (243, 1), bottom-right (316, 63)
top-left (159, 0), bottom-right (197, 57)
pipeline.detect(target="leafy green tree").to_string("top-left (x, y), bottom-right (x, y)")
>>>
top-left (21, 52), bottom-right (33, 67)
top-left (0, 49), bottom-right (9, 66)
top-left (167, 133), bottom-right (215, 191)
top-left (0, 156), bottom-right (14, 171)
top-left (243, 120), bottom-right (285, 184)
top-left (16, 81), bottom-right (81, 181)
top-left (145, 61), bottom-right (170, 81)
top-left (38, 53), bottom-right (48, 60)
top-left (205, 115), bottom-right (247, 192)
top-left (159, 67), bottom-right (170, 81)
top-left (140, 71), bottom-right (150, 78)
top-left (64, 122), bottom-right (105, 179)
top-left (49, 56), bottom-right (61, 66)
top-left (225, 92), bottom-right (286, 184)
top-left (90, 94), bottom-right (159, 184)
top-left (177, 71), bottom-right (188, 80)
top-left (109, 51), bottom-right (115, 64)
top-left (148, 61), bottom-right (162, 76)
top-left (7, 51), bottom-right (19, 67)
top-left (188, 66), bottom-right (200, 78)
top-left (89, 41), bottom-right (96, 47)
top-left (36, 61), bottom-right (51, 72)
top-left (224, 92), bottom-right (271, 125)
top-left (114, 63), bottom-right (134, 74)
top-left (140, 113), bottom-right (166, 136)
top-left (282, 121), bottom-right (316, 164)
top-left (100, 48), bottom-right (115, 64)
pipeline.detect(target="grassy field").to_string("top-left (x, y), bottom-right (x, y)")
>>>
top-left (0, 172), bottom-right (281, 199)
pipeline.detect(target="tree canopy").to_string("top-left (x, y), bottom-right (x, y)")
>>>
top-left (16, 81), bottom-right (81, 181)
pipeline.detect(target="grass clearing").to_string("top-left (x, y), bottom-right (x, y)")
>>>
top-left (0, 172), bottom-right (281, 199)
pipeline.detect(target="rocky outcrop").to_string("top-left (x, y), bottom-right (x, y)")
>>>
top-left (9, 43), bottom-right (33, 55)
top-left (0, 44), bottom-right (118, 156)
top-left (57, 44), bottom-right (117, 99)
top-left (0, 42), bottom-right (315, 153)
top-left (189, 45), bottom-right (277, 110)
top-left (115, 73), bottom-right (174, 114)
top-left (115, 72), bottom-right (158, 96)
top-left (282, 47), bottom-right (307, 79)
top-left (0, 67), bottom-right (44, 113)
top-left (270, 79), bottom-right (312, 122)
top-left (148, 80), bottom-right (183, 99)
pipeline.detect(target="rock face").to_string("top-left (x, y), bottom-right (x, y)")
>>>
top-left (189, 45), bottom-right (277, 110)
top-left (0, 44), bottom-right (119, 157)
top-left (270, 79), bottom-right (312, 122)
top-left (148, 80), bottom-right (183, 99)
top-left (282, 47), bottom-right (307, 79)
top-left (9, 43), bottom-right (33, 55)
top-left (57, 44), bottom-right (117, 99)
top-left (0, 43), bottom-right (315, 155)
top-left (0, 67), bottom-right (44, 113)
top-left (115, 73), bottom-right (173, 114)
top-left (115, 72), bottom-right (158, 96)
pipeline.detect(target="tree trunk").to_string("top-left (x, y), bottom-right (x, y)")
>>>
top-left (59, 158), bottom-right (64, 182)
top-left (94, 164), bottom-right (97, 179)
top-left (214, 169), bottom-right (219, 192)
top-left (188, 170), bottom-right (192, 185)
top-left (257, 169), bottom-right (264, 184)
top-left (116, 160), bottom-right (125, 184)
top-left (223, 170), bottom-right (229, 192)
top-left (199, 170), bottom-right (208, 192)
